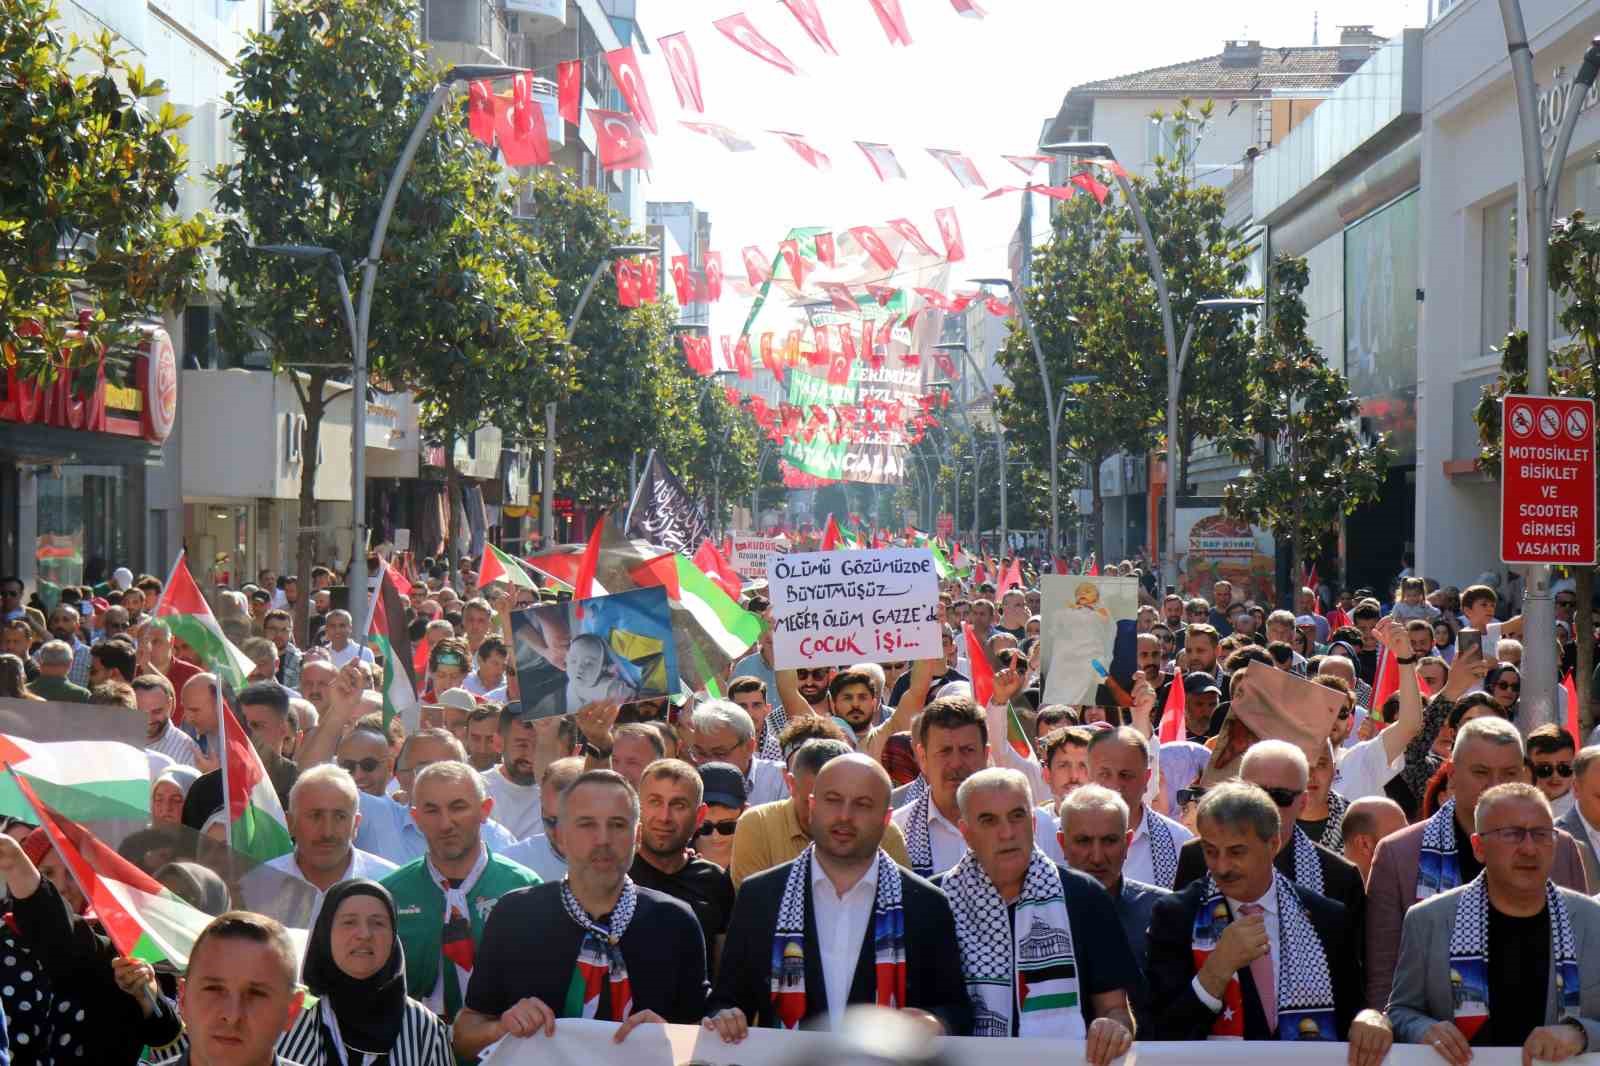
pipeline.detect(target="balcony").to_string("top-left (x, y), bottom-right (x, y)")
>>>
top-left (423, 0), bottom-right (508, 67)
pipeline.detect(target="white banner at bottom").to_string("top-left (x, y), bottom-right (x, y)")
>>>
top-left (483, 1017), bottom-right (1600, 1066)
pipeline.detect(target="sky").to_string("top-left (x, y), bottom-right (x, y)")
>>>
top-left (630, 0), bottom-right (1429, 339)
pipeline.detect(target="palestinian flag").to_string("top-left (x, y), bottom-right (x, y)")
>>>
top-left (654, 554), bottom-right (763, 660)
top-left (965, 623), bottom-right (1031, 761)
top-left (927, 542), bottom-right (955, 580)
top-left (11, 770), bottom-right (212, 967)
top-left (479, 543), bottom-right (537, 589)
top-left (0, 735), bottom-right (151, 823)
top-left (218, 683), bottom-right (293, 862)
top-left (369, 563), bottom-right (421, 731)
top-left (152, 550), bottom-right (254, 689)
top-left (820, 514), bottom-right (844, 550)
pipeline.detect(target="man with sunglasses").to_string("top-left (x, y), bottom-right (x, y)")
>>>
top-left (0, 576), bottom-right (24, 623)
top-left (695, 762), bottom-right (749, 870)
top-left (1528, 725), bottom-right (1578, 819)
top-left (631, 758), bottom-right (736, 958)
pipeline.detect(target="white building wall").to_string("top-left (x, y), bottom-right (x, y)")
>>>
top-left (1080, 96), bottom-right (1264, 187)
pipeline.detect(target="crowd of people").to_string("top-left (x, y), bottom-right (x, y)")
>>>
top-left (0, 554), bottom-right (1596, 1066)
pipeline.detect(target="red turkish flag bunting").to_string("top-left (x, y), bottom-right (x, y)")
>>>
top-left (605, 47), bottom-right (657, 134)
top-left (703, 251), bottom-right (724, 301)
top-left (760, 333), bottom-right (782, 378)
top-left (934, 207), bottom-right (965, 262)
top-left (856, 141), bottom-right (906, 181)
top-left (932, 350), bottom-right (957, 378)
top-left (742, 246), bottom-right (772, 286)
top-left (679, 121), bottom-right (755, 152)
top-left (950, 0), bottom-right (986, 15)
top-left (713, 13), bottom-right (801, 75)
top-left (916, 288), bottom-right (960, 313)
top-left (496, 73), bottom-right (550, 167)
top-left (590, 109), bottom-right (651, 170)
top-left (926, 147), bottom-right (987, 189)
top-left (669, 255), bottom-right (693, 304)
top-left (837, 321), bottom-right (858, 362)
top-left (814, 232), bottom-right (837, 268)
top-left (680, 335), bottom-right (708, 375)
top-left (614, 260), bottom-right (641, 307)
top-left (1070, 171), bottom-right (1111, 204)
top-left (867, 0), bottom-right (913, 45)
top-left (734, 335), bottom-right (754, 379)
top-left (1002, 154), bottom-right (1051, 177)
top-left (557, 60), bottom-right (581, 126)
top-left (887, 218), bottom-right (939, 257)
top-left (813, 325), bottom-right (832, 364)
top-left (849, 226), bottom-right (898, 271)
top-left (467, 80), bottom-right (497, 146)
top-left (820, 282), bottom-right (857, 313)
top-left (779, 240), bottom-right (813, 289)
top-left (866, 282), bottom-right (899, 305)
top-left (984, 295), bottom-right (1013, 317)
top-left (826, 342), bottom-right (853, 387)
top-left (657, 33), bottom-right (704, 113)
top-left (781, 0), bottom-right (837, 54)
top-left (639, 256), bottom-right (659, 304)
top-left (771, 130), bottom-right (830, 171)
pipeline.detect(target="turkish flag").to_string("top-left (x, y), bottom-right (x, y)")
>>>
top-left (1002, 154), bottom-right (1051, 176)
top-left (950, 0), bottom-right (986, 15)
top-left (1070, 171), bottom-right (1111, 204)
top-left (605, 47), bottom-right (657, 134)
top-left (771, 130), bottom-right (830, 171)
top-left (760, 333), bottom-right (783, 378)
top-left (876, 315), bottom-right (896, 349)
top-left (814, 232), bottom-right (837, 268)
top-left (779, 240), bottom-right (813, 289)
top-left (557, 60), bottom-right (581, 126)
top-left (887, 218), bottom-right (938, 257)
top-left (837, 320), bottom-right (858, 363)
top-left (927, 147), bottom-right (987, 189)
top-left (900, 352), bottom-right (921, 368)
top-left (467, 80), bottom-right (497, 146)
top-left (719, 335), bottom-right (734, 371)
top-left (856, 141), bottom-right (906, 181)
top-left (849, 226), bottom-right (898, 271)
top-left (734, 335), bottom-right (754, 379)
top-left (820, 282), bottom-right (857, 313)
top-left (948, 291), bottom-right (977, 313)
top-left (812, 325), bottom-right (832, 364)
top-left (614, 259), bottom-right (641, 307)
top-left (866, 282), bottom-right (898, 305)
top-left (639, 256), bottom-right (659, 304)
top-left (496, 73), bottom-right (550, 167)
top-left (657, 33), bottom-right (704, 114)
top-left (780, 0), bottom-right (837, 54)
top-left (783, 330), bottom-right (803, 364)
top-left (742, 246), bottom-right (771, 286)
top-left (713, 13), bottom-right (800, 75)
top-left (934, 207), bottom-right (965, 261)
top-left (590, 109), bottom-right (651, 170)
top-left (669, 255), bottom-right (693, 304)
top-left (1035, 184), bottom-right (1079, 201)
top-left (679, 120), bottom-right (755, 152)
top-left (984, 295), bottom-right (1013, 317)
top-left (932, 350), bottom-right (957, 379)
top-left (826, 344), bottom-right (853, 386)
top-left (915, 287), bottom-right (958, 312)
top-left (867, 0), bottom-right (913, 45)
top-left (700, 251), bottom-right (723, 302)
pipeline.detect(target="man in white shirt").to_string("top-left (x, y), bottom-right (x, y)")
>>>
top-left (321, 609), bottom-right (374, 668)
top-left (244, 764), bottom-right (395, 928)
top-left (1087, 726), bottom-right (1192, 889)
top-left (892, 694), bottom-right (989, 878)
top-left (482, 708), bottom-right (545, 840)
top-left (1317, 619), bottom-right (1425, 801)
top-left (134, 673), bottom-right (200, 767)
top-left (687, 701), bottom-right (786, 807)
top-left (461, 637), bottom-right (509, 701)
top-left (500, 756), bottom-right (585, 880)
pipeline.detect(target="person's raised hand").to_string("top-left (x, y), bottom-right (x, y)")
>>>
top-left (0, 832), bottom-right (41, 900)
top-left (1444, 646), bottom-right (1489, 698)
top-left (990, 665), bottom-right (1024, 706)
top-left (574, 699), bottom-right (622, 747)
top-left (112, 957), bottom-right (160, 1015)
top-left (702, 1007), bottom-right (749, 1044)
top-left (1376, 617), bottom-right (1410, 658)
top-left (501, 996), bottom-right (557, 1038)
top-left (1084, 1016), bottom-right (1132, 1066)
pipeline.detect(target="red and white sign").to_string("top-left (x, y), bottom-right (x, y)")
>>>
top-left (1500, 394), bottom-right (1596, 565)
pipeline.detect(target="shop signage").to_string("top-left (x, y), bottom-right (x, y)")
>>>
top-left (1500, 393), bottom-right (1596, 565)
top-left (1539, 62), bottom-right (1600, 147)
top-left (0, 325), bottom-right (177, 444)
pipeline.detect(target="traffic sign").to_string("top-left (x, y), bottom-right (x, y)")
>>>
top-left (1500, 393), bottom-right (1596, 565)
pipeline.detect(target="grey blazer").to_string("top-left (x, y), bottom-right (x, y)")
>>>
top-left (1387, 882), bottom-right (1600, 1050)
top-left (1557, 807), bottom-right (1600, 892)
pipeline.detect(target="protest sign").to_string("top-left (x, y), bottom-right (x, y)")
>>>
top-left (510, 586), bottom-right (678, 718)
top-left (767, 548), bottom-right (939, 669)
top-left (729, 534), bottom-right (788, 581)
top-left (1039, 575), bottom-right (1139, 705)
top-left (1200, 664), bottom-right (1345, 786)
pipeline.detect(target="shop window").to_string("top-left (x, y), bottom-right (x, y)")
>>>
top-left (1481, 197), bottom-right (1517, 359)
top-left (34, 466), bottom-right (127, 588)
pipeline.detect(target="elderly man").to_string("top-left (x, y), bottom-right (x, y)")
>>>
top-left (381, 760), bottom-right (540, 1021)
top-left (30, 639), bottom-right (90, 703)
top-left (502, 756), bottom-right (585, 882)
top-left (688, 701), bottom-right (786, 806)
top-left (1388, 783), bottom-right (1600, 1063)
top-left (610, 723), bottom-right (666, 790)
top-left (133, 672), bottom-right (200, 767)
top-left (1341, 796), bottom-right (1408, 884)
top-left (1559, 745), bottom-right (1600, 890)
top-left (935, 768), bottom-right (1136, 1058)
top-left (296, 658), bottom-right (338, 725)
top-left (1367, 716), bottom-right (1589, 1010)
top-left (245, 763), bottom-right (395, 927)
top-left (357, 729), bottom-right (518, 865)
top-left (1173, 740), bottom-right (1366, 944)
top-left (705, 754), bottom-right (970, 1038)
top-left (1088, 726), bottom-right (1192, 889)
top-left (454, 770), bottom-right (708, 1057)
top-left (1144, 782), bottom-right (1386, 1050)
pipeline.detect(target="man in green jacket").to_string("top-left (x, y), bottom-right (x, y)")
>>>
top-left (382, 759), bottom-right (538, 1022)
top-left (29, 640), bottom-right (89, 703)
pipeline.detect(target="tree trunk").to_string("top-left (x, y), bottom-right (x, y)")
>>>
top-left (293, 372), bottom-right (328, 649)
top-left (444, 436), bottom-right (461, 589)
top-left (1578, 567), bottom-right (1594, 735)
top-left (1090, 458), bottom-right (1105, 561)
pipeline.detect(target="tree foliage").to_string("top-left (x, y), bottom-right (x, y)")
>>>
top-left (1219, 255), bottom-right (1393, 572)
top-left (1, 0), bottom-right (215, 377)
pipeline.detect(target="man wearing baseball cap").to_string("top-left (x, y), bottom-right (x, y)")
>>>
top-left (1181, 672), bottom-right (1223, 743)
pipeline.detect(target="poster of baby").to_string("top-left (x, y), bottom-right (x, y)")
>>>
top-left (510, 586), bottom-right (679, 718)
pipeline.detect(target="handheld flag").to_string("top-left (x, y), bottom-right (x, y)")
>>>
top-left (694, 540), bottom-right (742, 602)
top-left (964, 622), bottom-right (992, 706)
top-left (1157, 672), bottom-right (1185, 744)
top-left (369, 564), bottom-right (421, 731)
top-left (1565, 671), bottom-right (1582, 746)
top-left (821, 514), bottom-right (844, 551)
top-left (573, 514), bottom-right (607, 617)
top-left (217, 682), bottom-right (293, 862)
top-left (1370, 644), bottom-right (1399, 722)
top-left (479, 543), bottom-right (537, 590)
top-left (152, 550), bottom-right (254, 689)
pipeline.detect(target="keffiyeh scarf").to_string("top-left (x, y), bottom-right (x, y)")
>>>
top-left (770, 845), bottom-right (906, 1028)
top-left (1447, 874), bottom-right (1580, 1041)
top-left (946, 848), bottom-right (1084, 1039)
top-left (1417, 798), bottom-right (1462, 901)
top-left (1191, 871), bottom-right (1337, 1040)
top-left (428, 845), bottom-right (488, 1020)
top-left (1317, 792), bottom-right (1350, 853)
top-left (902, 788), bottom-right (938, 876)
top-left (561, 877), bottom-right (638, 1020)
top-left (1290, 826), bottom-right (1325, 897)
top-left (1143, 807), bottom-right (1179, 889)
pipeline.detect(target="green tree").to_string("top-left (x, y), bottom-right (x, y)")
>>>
top-left (1219, 255), bottom-right (1393, 592)
top-left (212, 0), bottom-right (565, 626)
top-left (2, 0), bottom-right (215, 377)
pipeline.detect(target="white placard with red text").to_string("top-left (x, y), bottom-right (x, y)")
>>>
top-left (766, 548), bottom-right (939, 669)
top-left (729, 534), bottom-right (787, 580)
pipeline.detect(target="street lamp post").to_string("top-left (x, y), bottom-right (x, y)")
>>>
top-left (1496, 12), bottom-right (1600, 729)
top-left (936, 341), bottom-right (1011, 556)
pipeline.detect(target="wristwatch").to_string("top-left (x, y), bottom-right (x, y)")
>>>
top-left (1395, 654), bottom-right (1420, 665)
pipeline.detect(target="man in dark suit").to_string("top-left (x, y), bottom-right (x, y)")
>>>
top-left (703, 754), bottom-right (971, 1040)
top-left (1173, 740), bottom-right (1366, 954)
top-left (1145, 781), bottom-right (1392, 1056)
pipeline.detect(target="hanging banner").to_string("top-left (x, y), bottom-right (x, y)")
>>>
top-left (767, 549), bottom-right (939, 668)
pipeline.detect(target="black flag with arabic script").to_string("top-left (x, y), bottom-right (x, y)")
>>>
top-left (625, 450), bottom-right (711, 555)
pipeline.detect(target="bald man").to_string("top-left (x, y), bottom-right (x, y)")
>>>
top-left (705, 754), bottom-right (972, 1038)
top-left (1340, 797), bottom-right (1407, 884)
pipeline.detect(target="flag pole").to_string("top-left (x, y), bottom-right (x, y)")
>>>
top-left (147, 548), bottom-right (186, 621)
top-left (623, 448), bottom-right (656, 533)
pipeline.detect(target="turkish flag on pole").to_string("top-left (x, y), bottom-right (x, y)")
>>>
top-left (965, 623), bottom-right (993, 706)
top-left (605, 46), bottom-right (657, 134)
top-left (1157, 671), bottom-right (1185, 744)
top-left (781, 0), bottom-right (837, 54)
top-left (814, 232), bottom-right (837, 268)
top-left (856, 141), bottom-right (907, 181)
top-left (713, 13), bottom-right (801, 75)
top-left (496, 73), bottom-right (550, 167)
top-left (557, 60), bottom-right (582, 126)
top-left (1370, 645), bottom-right (1400, 719)
top-left (657, 33), bottom-right (705, 113)
top-left (771, 130), bottom-right (831, 171)
top-left (927, 147), bottom-right (988, 189)
top-left (614, 260), bottom-right (641, 307)
top-left (669, 255), bottom-right (693, 304)
top-left (742, 246), bottom-right (772, 287)
top-left (821, 514), bottom-right (844, 550)
top-left (1565, 672), bottom-right (1582, 746)
top-left (867, 0), bottom-right (913, 45)
top-left (590, 109), bottom-right (652, 170)
top-left (849, 226), bottom-right (898, 271)
top-left (887, 218), bottom-right (939, 257)
top-left (703, 251), bottom-right (724, 301)
top-left (467, 80), bottom-right (497, 146)
top-left (573, 515), bottom-right (608, 618)
top-left (934, 207), bottom-right (966, 261)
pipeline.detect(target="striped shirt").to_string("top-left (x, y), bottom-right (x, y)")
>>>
top-left (147, 721), bottom-right (201, 767)
top-left (66, 640), bottom-right (91, 686)
top-left (276, 998), bottom-right (453, 1066)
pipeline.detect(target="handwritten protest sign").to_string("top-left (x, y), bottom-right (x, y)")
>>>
top-left (767, 548), bottom-right (939, 669)
top-left (729, 534), bottom-right (788, 581)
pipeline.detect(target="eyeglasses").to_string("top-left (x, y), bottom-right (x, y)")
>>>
top-left (795, 668), bottom-right (831, 680)
top-left (1533, 762), bottom-right (1575, 779)
top-left (692, 744), bottom-right (741, 762)
top-left (1494, 681), bottom-right (1521, 693)
top-left (338, 757), bottom-right (384, 774)
top-left (1478, 826), bottom-right (1557, 846)
top-left (1176, 787), bottom-right (1207, 807)
top-left (694, 819), bottom-right (739, 837)
top-left (1261, 786), bottom-right (1304, 808)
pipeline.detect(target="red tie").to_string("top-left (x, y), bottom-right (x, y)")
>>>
top-left (1238, 903), bottom-right (1276, 1033)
